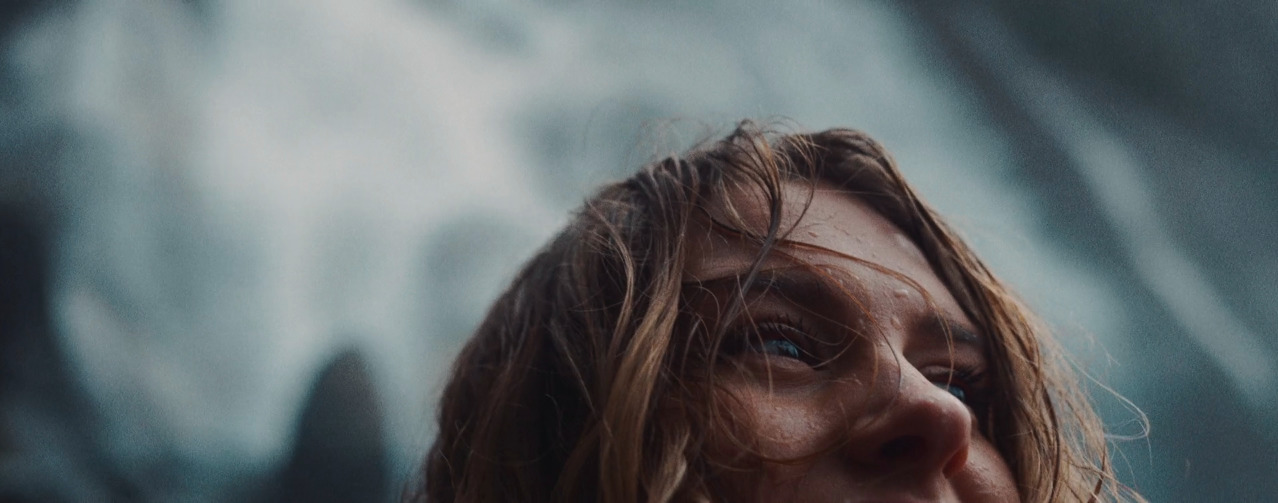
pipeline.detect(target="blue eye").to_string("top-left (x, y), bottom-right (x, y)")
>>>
top-left (935, 381), bottom-right (968, 403)
top-left (728, 318), bottom-right (820, 367)
top-left (757, 338), bottom-right (803, 359)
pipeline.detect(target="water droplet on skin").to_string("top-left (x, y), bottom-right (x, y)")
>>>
top-left (893, 288), bottom-right (910, 299)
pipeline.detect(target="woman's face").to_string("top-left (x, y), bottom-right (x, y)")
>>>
top-left (684, 181), bottom-right (1019, 502)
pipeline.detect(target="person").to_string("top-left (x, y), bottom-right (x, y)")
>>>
top-left (412, 123), bottom-right (1144, 502)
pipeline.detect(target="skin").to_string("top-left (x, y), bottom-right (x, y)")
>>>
top-left (684, 181), bottom-right (1020, 502)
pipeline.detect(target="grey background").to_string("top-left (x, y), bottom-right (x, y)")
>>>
top-left (1, 1), bottom-right (1275, 501)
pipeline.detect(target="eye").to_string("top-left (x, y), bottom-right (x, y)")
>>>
top-left (934, 381), bottom-right (968, 403)
top-left (929, 367), bottom-right (986, 407)
top-left (729, 317), bottom-right (822, 367)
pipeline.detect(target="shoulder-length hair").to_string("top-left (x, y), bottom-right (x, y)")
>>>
top-left (413, 123), bottom-right (1142, 502)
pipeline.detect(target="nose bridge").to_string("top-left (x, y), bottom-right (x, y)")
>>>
top-left (841, 354), bottom-right (973, 478)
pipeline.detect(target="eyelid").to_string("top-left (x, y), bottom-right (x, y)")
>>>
top-left (754, 318), bottom-right (811, 338)
top-left (921, 364), bottom-right (986, 388)
top-left (727, 313), bottom-right (824, 366)
top-left (922, 365), bottom-right (991, 420)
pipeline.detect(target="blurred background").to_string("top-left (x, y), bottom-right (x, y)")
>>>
top-left (1, 1), bottom-right (1275, 501)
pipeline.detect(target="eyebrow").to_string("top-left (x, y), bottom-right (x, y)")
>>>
top-left (926, 313), bottom-right (985, 350)
top-left (684, 266), bottom-right (841, 310)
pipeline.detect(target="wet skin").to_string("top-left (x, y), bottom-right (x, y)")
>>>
top-left (684, 181), bottom-right (1020, 502)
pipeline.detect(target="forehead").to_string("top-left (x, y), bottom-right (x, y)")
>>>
top-left (684, 180), bottom-right (967, 319)
top-left (686, 181), bottom-right (919, 275)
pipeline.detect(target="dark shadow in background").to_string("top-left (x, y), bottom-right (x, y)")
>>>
top-left (1, 205), bottom-right (389, 502)
top-left (0, 207), bottom-right (142, 502)
top-left (266, 349), bottom-right (389, 503)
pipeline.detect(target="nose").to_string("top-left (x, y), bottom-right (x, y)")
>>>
top-left (842, 364), bottom-right (973, 479)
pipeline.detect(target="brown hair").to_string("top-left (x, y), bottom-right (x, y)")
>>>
top-left (412, 122), bottom-right (1143, 502)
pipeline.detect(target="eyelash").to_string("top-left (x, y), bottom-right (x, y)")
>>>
top-left (934, 367), bottom-right (987, 407)
top-left (726, 316), bottom-right (990, 407)
top-left (726, 314), bottom-right (823, 366)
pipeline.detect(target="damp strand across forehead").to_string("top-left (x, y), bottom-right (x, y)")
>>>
top-left (688, 182), bottom-right (974, 326)
top-left (685, 264), bottom-right (989, 365)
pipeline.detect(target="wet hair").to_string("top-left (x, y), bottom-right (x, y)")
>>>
top-left (412, 122), bottom-right (1143, 502)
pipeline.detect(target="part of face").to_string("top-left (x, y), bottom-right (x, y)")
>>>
top-left (683, 179), bottom-right (1019, 502)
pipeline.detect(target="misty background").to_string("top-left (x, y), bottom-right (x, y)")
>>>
top-left (1, 1), bottom-right (1275, 501)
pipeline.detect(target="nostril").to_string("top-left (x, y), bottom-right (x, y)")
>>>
top-left (877, 433), bottom-right (969, 478)
top-left (847, 370), bottom-right (977, 478)
top-left (879, 435), bottom-right (926, 462)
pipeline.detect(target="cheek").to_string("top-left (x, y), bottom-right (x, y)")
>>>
top-left (705, 384), bottom-right (839, 481)
top-left (954, 439), bottom-right (1020, 501)
top-left (743, 392), bottom-right (831, 455)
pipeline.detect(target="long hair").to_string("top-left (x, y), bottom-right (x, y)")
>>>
top-left (414, 122), bottom-right (1142, 502)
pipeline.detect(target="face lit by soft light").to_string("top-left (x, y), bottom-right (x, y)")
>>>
top-left (684, 181), bottom-right (1020, 502)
